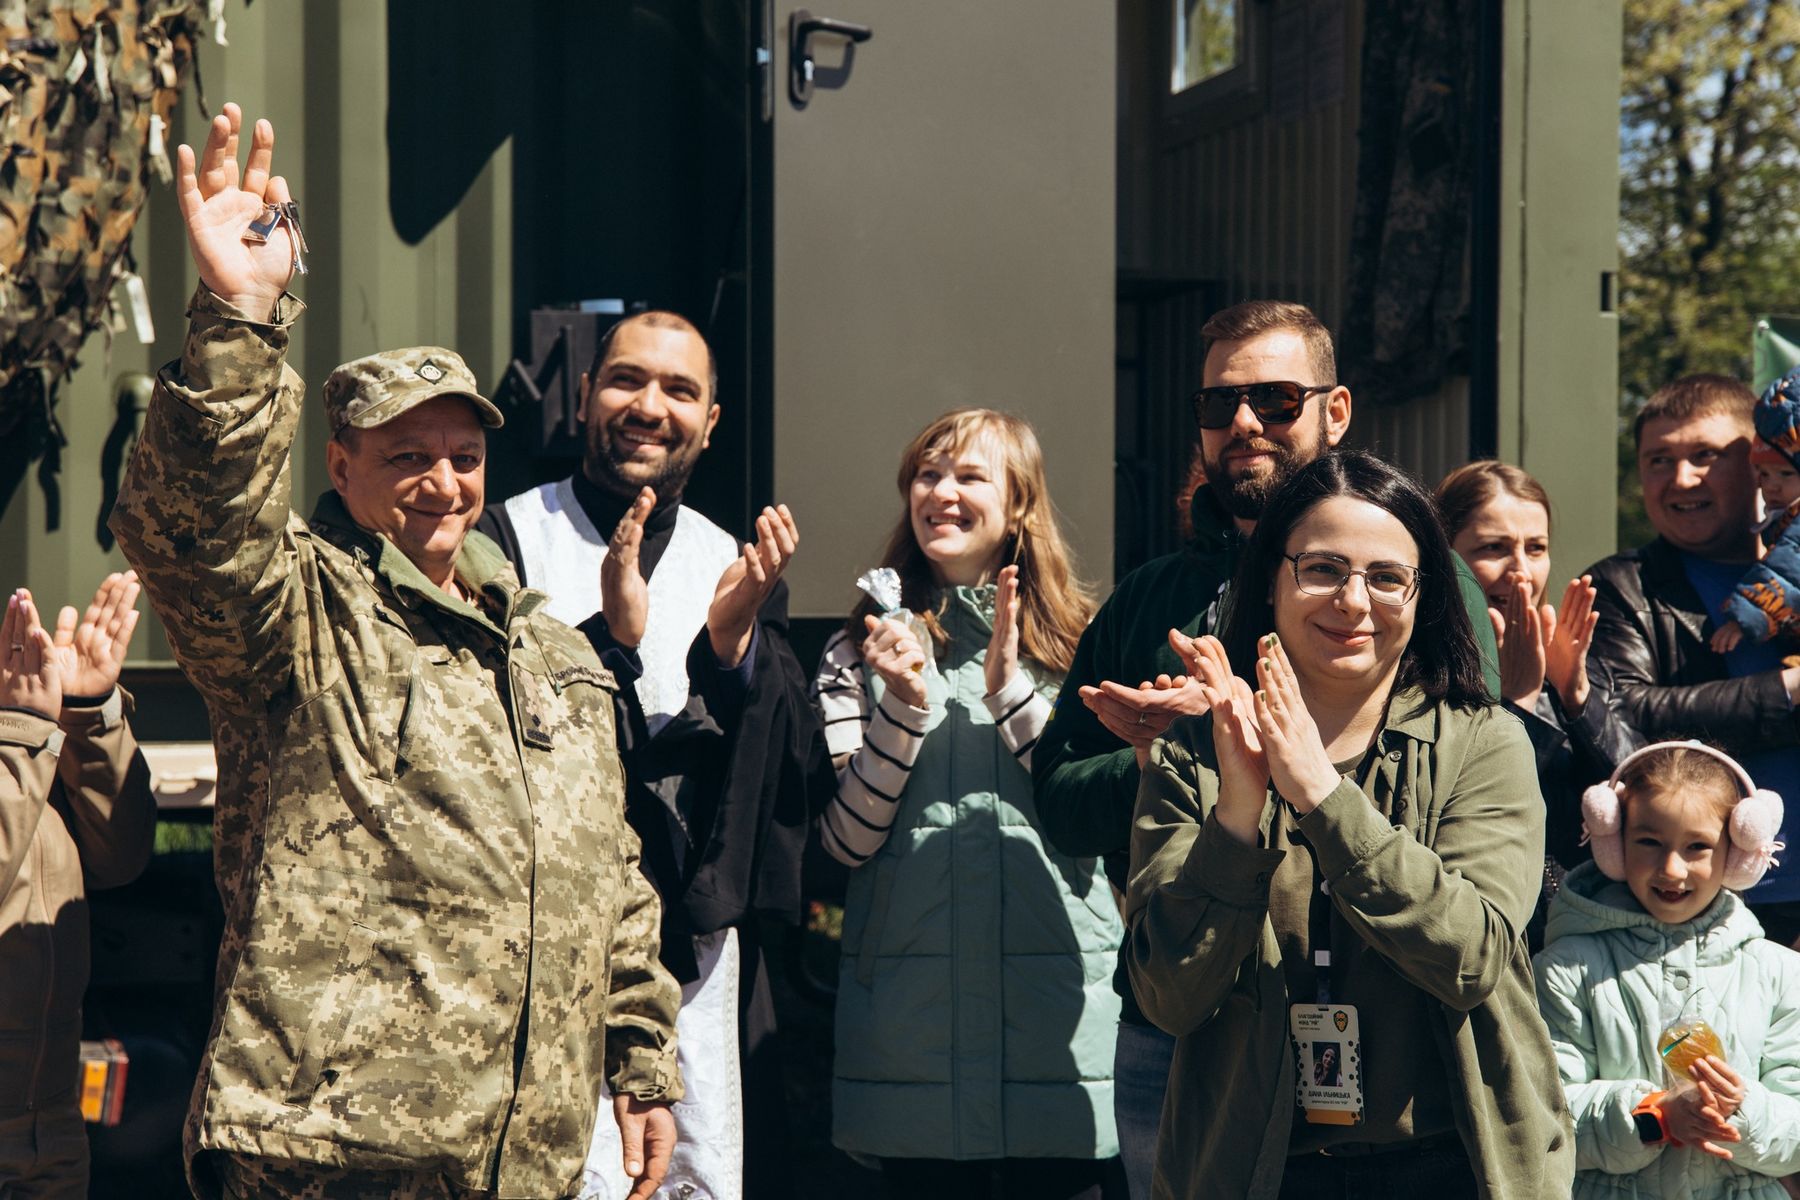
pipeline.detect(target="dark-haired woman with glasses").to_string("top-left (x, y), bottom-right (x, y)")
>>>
top-left (1124, 450), bottom-right (1572, 1199)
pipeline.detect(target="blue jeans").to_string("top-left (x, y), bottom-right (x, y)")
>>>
top-left (1113, 1019), bottom-right (1176, 1200)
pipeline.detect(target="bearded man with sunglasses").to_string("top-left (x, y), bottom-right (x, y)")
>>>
top-left (1033, 299), bottom-right (1500, 1200)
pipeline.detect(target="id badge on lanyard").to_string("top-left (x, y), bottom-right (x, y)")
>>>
top-left (1288, 803), bottom-right (1365, 1126)
top-left (1290, 996), bottom-right (1362, 1125)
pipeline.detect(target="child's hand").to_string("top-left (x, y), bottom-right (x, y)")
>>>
top-left (1710, 619), bottom-right (1744, 654)
top-left (1688, 1056), bottom-right (1745, 1119)
top-left (1663, 1081), bottom-right (1741, 1159)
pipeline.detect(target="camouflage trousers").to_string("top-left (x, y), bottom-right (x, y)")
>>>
top-left (215, 1153), bottom-right (507, 1200)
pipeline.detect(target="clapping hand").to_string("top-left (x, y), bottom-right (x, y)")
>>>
top-left (0, 590), bottom-right (61, 720)
top-left (177, 103), bottom-right (296, 319)
top-left (707, 504), bottom-right (798, 669)
top-left (600, 488), bottom-right (654, 649)
top-left (1491, 575), bottom-right (1548, 708)
top-left (983, 565), bottom-right (1022, 698)
top-left (1541, 575), bottom-right (1598, 710)
top-left (1079, 628), bottom-right (1215, 764)
top-left (1492, 574), bottom-right (1599, 711)
top-left (48, 572), bottom-right (141, 700)
top-left (1251, 634), bottom-right (1340, 814)
top-left (1181, 633), bottom-right (1267, 846)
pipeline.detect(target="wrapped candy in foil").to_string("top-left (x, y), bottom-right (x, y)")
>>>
top-left (855, 567), bottom-right (936, 678)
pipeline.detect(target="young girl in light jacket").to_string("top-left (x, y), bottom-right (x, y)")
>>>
top-left (1535, 741), bottom-right (1800, 1198)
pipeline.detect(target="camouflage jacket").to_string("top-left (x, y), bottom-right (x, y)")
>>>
top-left (108, 288), bottom-right (682, 1200)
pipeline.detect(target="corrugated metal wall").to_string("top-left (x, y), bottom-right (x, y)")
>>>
top-left (1120, 0), bottom-right (1474, 491)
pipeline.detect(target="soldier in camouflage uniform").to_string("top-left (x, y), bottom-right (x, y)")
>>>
top-left (108, 105), bottom-right (683, 1200)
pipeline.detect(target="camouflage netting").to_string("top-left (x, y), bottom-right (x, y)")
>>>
top-left (0, 0), bottom-right (218, 527)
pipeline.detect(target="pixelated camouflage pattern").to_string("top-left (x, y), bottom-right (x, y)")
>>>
top-left (322, 346), bottom-right (503, 435)
top-left (215, 1152), bottom-right (493, 1200)
top-left (108, 287), bottom-right (682, 1200)
top-left (0, 0), bottom-right (206, 466)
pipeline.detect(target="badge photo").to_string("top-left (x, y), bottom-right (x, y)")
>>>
top-left (1289, 1003), bottom-right (1363, 1126)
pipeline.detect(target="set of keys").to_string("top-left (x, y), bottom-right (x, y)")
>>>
top-left (241, 201), bottom-right (310, 275)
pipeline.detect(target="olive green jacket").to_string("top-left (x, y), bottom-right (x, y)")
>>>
top-left (110, 288), bottom-right (681, 1199)
top-left (1125, 692), bottom-right (1574, 1200)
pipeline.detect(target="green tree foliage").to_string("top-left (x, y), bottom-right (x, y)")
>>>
top-left (1618, 0), bottom-right (1800, 546)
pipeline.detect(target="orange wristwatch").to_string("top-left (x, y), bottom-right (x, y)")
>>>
top-left (1631, 1090), bottom-right (1676, 1146)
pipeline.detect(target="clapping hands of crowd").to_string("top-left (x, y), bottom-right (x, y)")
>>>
top-left (1, 591), bottom-right (60, 719)
top-left (709, 504), bottom-right (799, 669)
top-left (1079, 629), bottom-right (1215, 768)
top-left (599, 496), bottom-right (798, 668)
top-left (862, 564), bottom-right (1034, 711)
top-left (601, 487), bottom-right (656, 649)
top-left (0, 573), bottom-right (141, 720)
top-left (1177, 632), bottom-right (1340, 845)
top-left (1491, 573), bottom-right (1599, 711)
top-left (983, 565), bottom-right (1023, 699)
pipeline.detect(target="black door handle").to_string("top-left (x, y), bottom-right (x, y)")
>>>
top-left (789, 9), bottom-right (872, 108)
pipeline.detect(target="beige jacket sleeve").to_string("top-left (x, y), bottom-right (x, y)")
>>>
top-left (53, 691), bottom-right (155, 891)
top-left (0, 708), bottom-right (64, 899)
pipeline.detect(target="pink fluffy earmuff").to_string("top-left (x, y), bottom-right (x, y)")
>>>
top-left (1580, 740), bottom-right (1785, 892)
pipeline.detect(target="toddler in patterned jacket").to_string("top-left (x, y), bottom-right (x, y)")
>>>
top-left (1710, 365), bottom-right (1800, 656)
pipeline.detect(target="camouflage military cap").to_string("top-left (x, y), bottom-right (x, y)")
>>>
top-left (323, 347), bottom-right (504, 434)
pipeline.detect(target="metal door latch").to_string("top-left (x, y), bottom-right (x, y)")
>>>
top-left (789, 10), bottom-right (872, 108)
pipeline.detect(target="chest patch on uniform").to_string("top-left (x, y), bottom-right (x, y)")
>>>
top-left (550, 663), bottom-right (612, 691)
top-left (519, 687), bottom-right (556, 750)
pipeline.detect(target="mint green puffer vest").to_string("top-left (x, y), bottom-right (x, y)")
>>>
top-left (832, 586), bottom-right (1123, 1161)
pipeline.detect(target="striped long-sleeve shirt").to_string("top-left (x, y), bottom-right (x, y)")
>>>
top-left (810, 628), bottom-right (1051, 866)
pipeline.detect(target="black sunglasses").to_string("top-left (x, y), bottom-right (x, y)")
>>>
top-left (1189, 381), bottom-right (1333, 431)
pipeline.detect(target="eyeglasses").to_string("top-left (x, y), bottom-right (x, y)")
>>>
top-left (1284, 552), bottom-right (1421, 605)
top-left (1190, 381), bottom-right (1333, 431)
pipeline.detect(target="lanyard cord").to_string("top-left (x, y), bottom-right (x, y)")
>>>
top-left (1294, 739), bottom-right (1385, 1005)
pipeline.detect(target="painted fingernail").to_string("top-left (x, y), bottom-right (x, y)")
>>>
top-left (1256, 689), bottom-right (1266, 703)
top-left (1267, 633), bottom-right (1279, 647)
top-left (1259, 658), bottom-right (1270, 672)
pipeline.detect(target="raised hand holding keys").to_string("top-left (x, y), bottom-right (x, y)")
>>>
top-left (176, 102), bottom-right (299, 319)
